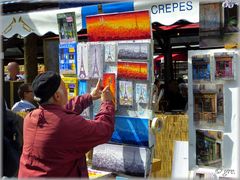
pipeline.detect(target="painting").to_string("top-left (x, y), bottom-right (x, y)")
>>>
top-left (193, 83), bottom-right (224, 130)
top-left (135, 83), bottom-right (148, 104)
top-left (77, 43), bottom-right (89, 79)
top-left (59, 43), bottom-right (77, 75)
top-left (103, 73), bottom-right (116, 106)
top-left (117, 42), bottom-right (149, 60)
top-left (92, 143), bottom-right (151, 177)
top-left (199, 3), bottom-right (239, 48)
top-left (214, 52), bottom-right (234, 80)
top-left (196, 129), bottom-right (223, 168)
top-left (104, 42), bottom-right (117, 62)
top-left (91, 86), bottom-right (101, 116)
top-left (86, 10), bottom-right (151, 41)
top-left (192, 55), bottom-right (211, 81)
top-left (111, 116), bottom-right (149, 147)
top-left (119, 81), bottom-right (133, 106)
top-left (88, 44), bottom-right (104, 79)
top-left (78, 80), bottom-right (87, 95)
top-left (57, 12), bottom-right (78, 44)
top-left (117, 61), bottom-right (148, 80)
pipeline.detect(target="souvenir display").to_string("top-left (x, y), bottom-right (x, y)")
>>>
top-left (104, 42), bottom-right (117, 62)
top-left (77, 43), bottom-right (89, 79)
top-left (192, 55), bottom-right (211, 81)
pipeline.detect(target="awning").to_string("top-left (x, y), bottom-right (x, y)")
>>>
top-left (2, 0), bottom-right (200, 38)
top-left (154, 53), bottom-right (187, 62)
top-left (2, 7), bottom-right (82, 38)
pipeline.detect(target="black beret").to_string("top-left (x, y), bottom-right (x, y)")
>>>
top-left (32, 71), bottom-right (61, 104)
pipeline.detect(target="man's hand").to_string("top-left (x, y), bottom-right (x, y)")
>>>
top-left (90, 79), bottom-right (103, 100)
top-left (101, 85), bottom-right (114, 103)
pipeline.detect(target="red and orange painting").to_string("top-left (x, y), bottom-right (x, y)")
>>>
top-left (103, 73), bottom-right (116, 104)
top-left (86, 10), bottom-right (151, 41)
top-left (117, 62), bottom-right (148, 80)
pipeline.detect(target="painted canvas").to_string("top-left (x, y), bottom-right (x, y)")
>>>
top-left (196, 129), bottom-right (223, 168)
top-left (117, 43), bottom-right (149, 60)
top-left (57, 12), bottom-right (78, 44)
top-left (214, 52), bottom-right (234, 80)
top-left (119, 81), bottom-right (133, 106)
top-left (192, 55), bottom-right (211, 81)
top-left (78, 80), bottom-right (87, 95)
top-left (92, 143), bottom-right (151, 177)
top-left (88, 44), bottom-right (104, 79)
top-left (117, 61), bottom-right (148, 80)
top-left (104, 43), bottom-right (117, 62)
top-left (103, 73), bottom-right (116, 105)
top-left (111, 116), bottom-right (149, 147)
top-left (77, 44), bottom-right (89, 79)
top-left (86, 10), bottom-right (151, 41)
top-left (193, 83), bottom-right (224, 130)
top-left (135, 83), bottom-right (148, 104)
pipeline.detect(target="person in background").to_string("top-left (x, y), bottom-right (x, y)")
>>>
top-left (152, 78), bottom-right (161, 111)
top-left (11, 83), bottom-right (36, 113)
top-left (5, 62), bottom-right (24, 81)
top-left (165, 80), bottom-right (187, 112)
top-left (18, 71), bottom-right (115, 178)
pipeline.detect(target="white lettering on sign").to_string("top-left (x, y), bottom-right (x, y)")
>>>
top-left (134, 0), bottom-right (199, 25)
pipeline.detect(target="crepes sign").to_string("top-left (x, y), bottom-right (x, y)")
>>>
top-left (134, 0), bottom-right (199, 25)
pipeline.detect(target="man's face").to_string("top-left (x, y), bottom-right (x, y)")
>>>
top-left (24, 86), bottom-right (34, 102)
top-left (7, 62), bottom-right (19, 76)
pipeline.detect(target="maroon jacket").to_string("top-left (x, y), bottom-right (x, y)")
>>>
top-left (18, 94), bottom-right (115, 178)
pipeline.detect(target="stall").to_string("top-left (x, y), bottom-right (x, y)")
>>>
top-left (2, 0), bottom-right (240, 179)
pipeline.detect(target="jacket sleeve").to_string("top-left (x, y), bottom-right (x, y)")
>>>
top-left (65, 94), bottom-right (93, 114)
top-left (60, 100), bottom-right (115, 155)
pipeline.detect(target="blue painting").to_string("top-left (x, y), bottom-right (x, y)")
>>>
top-left (192, 55), bottom-right (211, 81)
top-left (78, 80), bottom-right (87, 95)
top-left (111, 116), bottom-right (149, 147)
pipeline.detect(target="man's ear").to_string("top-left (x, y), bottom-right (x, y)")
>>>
top-left (52, 91), bottom-right (60, 102)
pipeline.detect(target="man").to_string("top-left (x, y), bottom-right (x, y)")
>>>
top-left (5, 62), bottom-right (24, 81)
top-left (18, 71), bottom-right (115, 178)
top-left (11, 83), bottom-right (36, 112)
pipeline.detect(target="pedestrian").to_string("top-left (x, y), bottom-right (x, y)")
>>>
top-left (5, 62), bottom-right (24, 81)
top-left (11, 83), bottom-right (36, 113)
top-left (18, 71), bottom-right (115, 178)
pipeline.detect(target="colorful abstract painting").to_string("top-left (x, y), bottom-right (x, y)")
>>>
top-left (88, 44), bottom-right (104, 79)
top-left (92, 143), bottom-right (151, 177)
top-left (119, 81), bottom-right (133, 106)
top-left (117, 43), bottom-right (149, 60)
top-left (135, 83), bottom-right (148, 104)
top-left (77, 44), bottom-right (89, 79)
top-left (104, 43), bottom-right (117, 62)
top-left (103, 73), bottom-right (116, 104)
top-left (86, 10), bottom-right (151, 41)
top-left (117, 62), bottom-right (148, 80)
